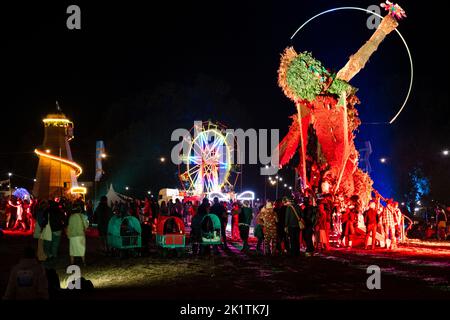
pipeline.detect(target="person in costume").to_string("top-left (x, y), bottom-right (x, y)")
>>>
top-left (259, 201), bottom-right (278, 256)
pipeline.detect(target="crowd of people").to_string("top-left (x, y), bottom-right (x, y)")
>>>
top-left (2, 190), bottom-right (450, 300)
top-left (2, 192), bottom-right (450, 260)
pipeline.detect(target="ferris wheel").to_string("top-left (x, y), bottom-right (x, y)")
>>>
top-left (178, 121), bottom-right (240, 195)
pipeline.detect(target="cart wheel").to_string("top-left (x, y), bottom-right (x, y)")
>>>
top-left (119, 250), bottom-right (127, 259)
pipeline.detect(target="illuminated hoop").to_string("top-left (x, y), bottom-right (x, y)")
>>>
top-left (290, 6), bottom-right (413, 124)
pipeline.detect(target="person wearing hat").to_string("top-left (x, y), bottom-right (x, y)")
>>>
top-left (67, 202), bottom-right (89, 265)
top-left (238, 200), bottom-right (253, 252)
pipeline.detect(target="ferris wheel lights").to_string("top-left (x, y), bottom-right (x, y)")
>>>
top-left (180, 122), bottom-right (234, 195)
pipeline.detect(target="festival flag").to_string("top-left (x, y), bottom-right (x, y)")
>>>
top-left (95, 140), bottom-right (105, 182)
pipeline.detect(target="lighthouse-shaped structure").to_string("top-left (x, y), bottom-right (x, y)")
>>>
top-left (33, 109), bottom-right (85, 199)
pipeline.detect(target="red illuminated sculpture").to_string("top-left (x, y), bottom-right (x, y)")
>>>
top-left (277, 2), bottom-right (406, 207)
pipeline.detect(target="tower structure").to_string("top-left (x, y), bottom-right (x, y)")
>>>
top-left (33, 110), bottom-right (85, 199)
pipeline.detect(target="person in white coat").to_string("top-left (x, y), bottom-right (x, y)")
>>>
top-left (67, 204), bottom-right (89, 265)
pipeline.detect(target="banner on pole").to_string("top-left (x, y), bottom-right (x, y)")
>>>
top-left (95, 141), bottom-right (105, 182)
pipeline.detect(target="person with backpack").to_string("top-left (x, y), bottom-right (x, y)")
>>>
top-left (284, 197), bottom-right (304, 257)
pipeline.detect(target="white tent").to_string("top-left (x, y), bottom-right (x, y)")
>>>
top-left (105, 184), bottom-right (133, 206)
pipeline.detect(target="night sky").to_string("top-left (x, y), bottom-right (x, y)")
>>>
top-left (2, 1), bottom-right (449, 204)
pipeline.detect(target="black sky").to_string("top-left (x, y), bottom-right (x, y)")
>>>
top-left (2, 1), bottom-right (449, 203)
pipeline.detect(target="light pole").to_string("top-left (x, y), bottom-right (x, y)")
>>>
top-left (275, 177), bottom-right (279, 200)
top-left (268, 178), bottom-right (276, 200)
top-left (95, 152), bottom-right (107, 205)
top-left (264, 178), bottom-right (268, 202)
top-left (263, 165), bottom-right (269, 202)
top-left (8, 172), bottom-right (12, 197)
